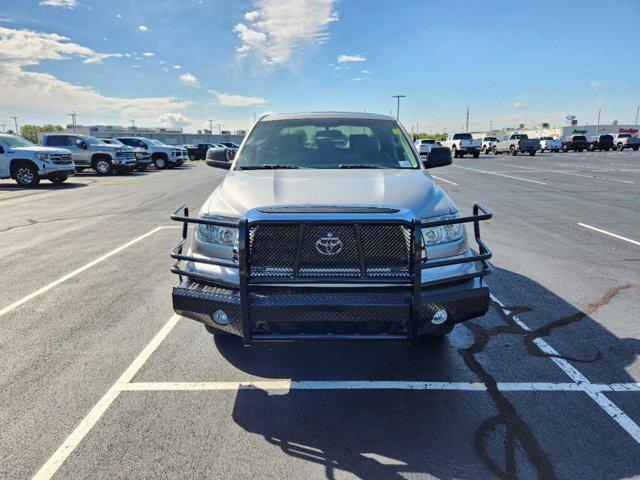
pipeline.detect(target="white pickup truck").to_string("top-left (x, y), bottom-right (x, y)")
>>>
top-left (539, 136), bottom-right (561, 153)
top-left (0, 134), bottom-right (75, 186)
top-left (442, 133), bottom-right (481, 158)
top-left (481, 136), bottom-right (498, 154)
top-left (612, 133), bottom-right (640, 151)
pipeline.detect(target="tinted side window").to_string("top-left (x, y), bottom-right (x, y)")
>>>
top-left (46, 136), bottom-right (67, 146)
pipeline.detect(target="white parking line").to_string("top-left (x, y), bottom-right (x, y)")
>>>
top-left (430, 175), bottom-right (459, 186)
top-left (120, 381), bottom-right (640, 393)
top-left (506, 164), bottom-right (635, 184)
top-left (490, 294), bottom-right (640, 445)
top-left (452, 165), bottom-right (547, 185)
top-left (578, 223), bottom-right (640, 247)
top-left (31, 314), bottom-right (181, 480)
top-left (0, 226), bottom-right (179, 319)
top-left (31, 295), bottom-right (640, 478)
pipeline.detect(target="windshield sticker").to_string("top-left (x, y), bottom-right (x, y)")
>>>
top-left (392, 129), bottom-right (401, 135)
top-left (398, 160), bottom-right (411, 168)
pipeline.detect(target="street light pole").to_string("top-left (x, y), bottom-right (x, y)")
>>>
top-left (207, 119), bottom-right (214, 134)
top-left (391, 95), bottom-right (406, 120)
top-left (10, 116), bottom-right (18, 134)
top-left (596, 108), bottom-right (601, 136)
top-left (635, 105), bottom-right (639, 127)
top-left (68, 111), bottom-right (78, 132)
top-left (489, 120), bottom-right (493, 132)
top-left (0, 124), bottom-right (5, 133)
top-left (465, 106), bottom-right (469, 132)
top-left (217, 123), bottom-right (222, 134)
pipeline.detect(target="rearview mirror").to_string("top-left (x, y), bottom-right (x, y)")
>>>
top-left (423, 146), bottom-right (452, 169)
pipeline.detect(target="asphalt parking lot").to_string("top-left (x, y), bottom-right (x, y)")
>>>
top-left (1, 151), bottom-right (639, 480)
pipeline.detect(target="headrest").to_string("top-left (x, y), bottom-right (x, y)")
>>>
top-left (349, 134), bottom-right (379, 154)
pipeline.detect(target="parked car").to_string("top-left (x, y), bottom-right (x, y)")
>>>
top-left (100, 138), bottom-right (152, 171)
top-left (414, 138), bottom-right (437, 157)
top-left (481, 136), bottom-right (498, 154)
top-left (539, 136), bottom-right (561, 153)
top-left (493, 134), bottom-right (539, 156)
top-left (0, 134), bottom-right (75, 186)
top-left (41, 134), bottom-right (135, 175)
top-left (218, 142), bottom-right (240, 149)
top-left (587, 134), bottom-right (614, 152)
top-left (442, 132), bottom-right (481, 158)
top-left (612, 133), bottom-right (640, 151)
top-left (170, 112), bottom-right (493, 345)
top-left (185, 143), bottom-right (218, 161)
top-left (115, 137), bottom-right (185, 169)
top-left (561, 135), bottom-right (588, 152)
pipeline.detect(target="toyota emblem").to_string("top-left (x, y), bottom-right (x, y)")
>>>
top-left (315, 232), bottom-right (343, 256)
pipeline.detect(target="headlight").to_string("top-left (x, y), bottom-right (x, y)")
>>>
top-left (116, 148), bottom-right (123, 156)
top-left (197, 222), bottom-right (239, 247)
top-left (34, 152), bottom-right (50, 161)
top-left (421, 215), bottom-right (464, 246)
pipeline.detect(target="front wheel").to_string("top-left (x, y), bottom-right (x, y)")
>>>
top-left (49, 174), bottom-right (68, 184)
top-left (510, 146), bottom-right (517, 156)
top-left (451, 147), bottom-right (457, 158)
top-left (154, 156), bottom-right (167, 169)
top-left (492, 146), bottom-right (498, 155)
top-left (563, 145), bottom-right (569, 152)
top-left (529, 151), bottom-right (536, 156)
top-left (473, 151), bottom-right (480, 158)
top-left (14, 163), bottom-right (40, 187)
top-left (94, 158), bottom-right (113, 175)
top-left (617, 143), bottom-right (624, 151)
top-left (588, 144), bottom-right (594, 151)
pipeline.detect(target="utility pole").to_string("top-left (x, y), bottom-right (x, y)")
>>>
top-left (253, 113), bottom-right (257, 122)
top-left (416, 122), bottom-right (419, 134)
top-left (595, 108), bottom-right (601, 136)
top-left (10, 116), bottom-right (18, 134)
top-left (68, 111), bottom-right (77, 132)
top-left (465, 106), bottom-right (469, 132)
top-left (207, 119), bottom-right (214, 134)
top-left (217, 123), bottom-right (222, 134)
top-left (130, 119), bottom-right (135, 129)
top-left (0, 124), bottom-right (5, 133)
top-left (489, 120), bottom-right (493, 132)
top-left (391, 95), bottom-right (406, 120)
top-left (636, 105), bottom-right (639, 126)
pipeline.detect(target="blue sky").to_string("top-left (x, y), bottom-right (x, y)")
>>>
top-left (1, 0), bottom-right (639, 133)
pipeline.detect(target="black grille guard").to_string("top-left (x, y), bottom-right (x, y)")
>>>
top-left (170, 203), bottom-right (492, 344)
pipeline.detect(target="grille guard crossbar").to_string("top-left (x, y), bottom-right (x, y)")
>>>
top-left (170, 203), bottom-right (493, 345)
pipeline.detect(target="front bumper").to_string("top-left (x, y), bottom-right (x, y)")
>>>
top-left (40, 165), bottom-right (75, 178)
top-left (170, 204), bottom-right (493, 345)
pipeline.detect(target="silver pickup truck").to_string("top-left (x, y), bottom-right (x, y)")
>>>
top-left (493, 134), bottom-right (540, 156)
top-left (170, 112), bottom-right (493, 346)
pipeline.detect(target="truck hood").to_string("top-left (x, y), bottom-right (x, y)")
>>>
top-left (202, 169), bottom-right (454, 219)
top-left (11, 146), bottom-right (70, 154)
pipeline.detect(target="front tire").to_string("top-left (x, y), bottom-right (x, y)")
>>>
top-left (154, 156), bottom-right (167, 169)
top-left (14, 163), bottom-right (40, 187)
top-left (529, 151), bottom-right (536, 156)
top-left (510, 146), bottom-right (517, 156)
top-left (617, 143), bottom-right (624, 151)
top-left (492, 146), bottom-right (498, 155)
top-left (473, 151), bottom-right (480, 158)
top-left (94, 158), bottom-right (113, 175)
top-left (451, 146), bottom-right (457, 158)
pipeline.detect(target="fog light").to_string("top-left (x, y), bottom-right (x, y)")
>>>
top-left (431, 309), bottom-right (448, 325)
top-left (212, 309), bottom-right (229, 326)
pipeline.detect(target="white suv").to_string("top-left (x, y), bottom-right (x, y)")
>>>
top-left (0, 134), bottom-right (75, 186)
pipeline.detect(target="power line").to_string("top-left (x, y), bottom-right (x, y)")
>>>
top-left (391, 95), bottom-right (406, 120)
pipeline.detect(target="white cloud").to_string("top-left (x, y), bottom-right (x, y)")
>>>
top-left (116, 13), bottom-right (122, 18)
top-left (590, 80), bottom-right (605, 89)
top-left (0, 26), bottom-right (188, 123)
top-left (138, 25), bottom-right (148, 32)
top-left (142, 52), bottom-right (155, 57)
top-left (362, 69), bottom-right (370, 74)
top-left (158, 113), bottom-right (190, 128)
top-left (338, 54), bottom-right (365, 63)
top-left (209, 90), bottom-right (267, 106)
top-left (173, 65), bottom-right (181, 69)
top-left (234, 0), bottom-right (338, 65)
top-left (513, 101), bottom-right (524, 109)
top-left (39, 0), bottom-right (77, 8)
top-left (352, 77), bottom-right (366, 82)
top-left (179, 72), bottom-right (200, 87)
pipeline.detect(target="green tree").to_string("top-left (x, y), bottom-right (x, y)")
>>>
top-left (19, 124), bottom-right (64, 143)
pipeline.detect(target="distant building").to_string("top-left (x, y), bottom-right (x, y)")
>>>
top-left (472, 123), bottom-right (639, 140)
top-left (51, 124), bottom-right (245, 145)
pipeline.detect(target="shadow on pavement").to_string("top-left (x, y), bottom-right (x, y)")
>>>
top-left (213, 267), bottom-right (639, 479)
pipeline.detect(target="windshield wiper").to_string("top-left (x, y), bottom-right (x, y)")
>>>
top-left (239, 164), bottom-right (300, 170)
top-left (339, 164), bottom-right (381, 169)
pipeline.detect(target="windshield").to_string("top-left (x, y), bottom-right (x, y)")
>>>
top-left (147, 139), bottom-right (166, 146)
top-left (78, 135), bottom-right (107, 145)
top-left (103, 138), bottom-right (124, 146)
top-left (236, 118), bottom-right (419, 169)
top-left (452, 133), bottom-right (472, 140)
top-left (512, 134), bottom-right (528, 139)
top-left (484, 137), bottom-right (497, 141)
top-left (0, 135), bottom-right (35, 148)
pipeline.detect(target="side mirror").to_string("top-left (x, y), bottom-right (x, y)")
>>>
top-left (0, 146), bottom-right (4, 154)
top-left (76, 140), bottom-right (87, 149)
top-left (141, 143), bottom-right (148, 149)
top-left (206, 147), bottom-right (232, 169)
top-left (423, 146), bottom-right (452, 169)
